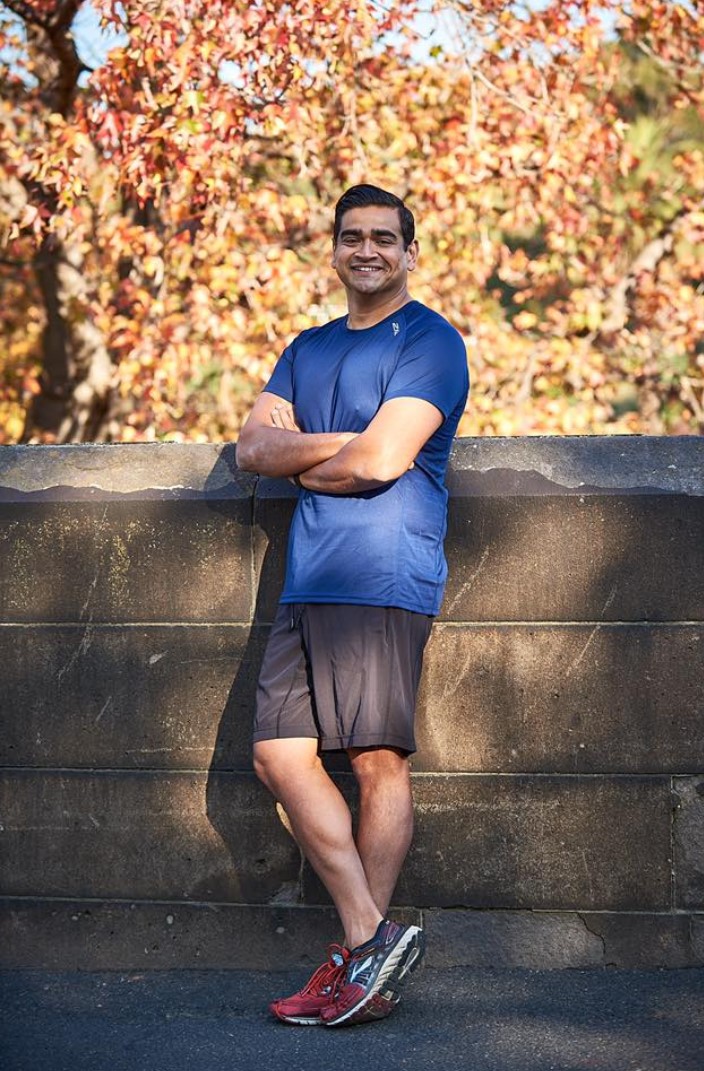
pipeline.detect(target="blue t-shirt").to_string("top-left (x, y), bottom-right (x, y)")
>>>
top-left (264, 300), bottom-right (469, 615)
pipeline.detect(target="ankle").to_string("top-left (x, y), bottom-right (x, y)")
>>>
top-left (346, 916), bottom-right (385, 952)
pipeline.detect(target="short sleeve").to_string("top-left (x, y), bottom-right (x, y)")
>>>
top-left (263, 342), bottom-right (294, 402)
top-left (383, 323), bottom-right (468, 419)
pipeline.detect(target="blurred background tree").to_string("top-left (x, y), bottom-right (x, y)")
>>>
top-left (1, 0), bottom-right (702, 443)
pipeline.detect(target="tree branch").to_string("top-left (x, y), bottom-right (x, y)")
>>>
top-left (599, 212), bottom-right (688, 336)
top-left (6, 0), bottom-right (87, 115)
top-left (2, 0), bottom-right (53, 32)
top-left (0, 255), bottom-right (32, 267)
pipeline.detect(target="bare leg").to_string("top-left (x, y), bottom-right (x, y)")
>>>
top-left (253, 737), bottom-right (382, 949)
top-left (348, 747), bottom-right (414, 916)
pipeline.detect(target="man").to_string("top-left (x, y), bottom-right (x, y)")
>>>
top-left (237, 184), bottom-right (469, 1027)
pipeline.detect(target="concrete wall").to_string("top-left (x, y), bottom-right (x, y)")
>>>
top-left (1, 438), bottom-right (703, 970)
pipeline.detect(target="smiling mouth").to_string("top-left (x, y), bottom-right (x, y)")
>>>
top-left (352, 265), bottom-right (383, 272)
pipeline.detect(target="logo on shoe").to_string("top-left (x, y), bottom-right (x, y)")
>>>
top-left (348, 955), bottom-right (374, 984)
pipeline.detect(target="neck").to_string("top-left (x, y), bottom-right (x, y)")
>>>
top-left (346, 287), bottom-right (412, 330)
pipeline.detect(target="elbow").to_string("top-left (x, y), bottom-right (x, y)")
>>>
top-left (358, 449), bottom-right (411, 485)
top-left (235, 434), bottom-right (257, 473)
top-left (373, 463), bottom-right (409, 484)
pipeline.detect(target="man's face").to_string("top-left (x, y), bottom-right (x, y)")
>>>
top-left (331, 205), bottom-right (418, 299)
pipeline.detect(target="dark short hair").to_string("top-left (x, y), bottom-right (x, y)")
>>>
top-left (333, 184), bottom-right (415, 249)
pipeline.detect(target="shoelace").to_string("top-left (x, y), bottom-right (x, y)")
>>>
top-left (300, 944), bottom-right (349, 997)
top-left (328, 942), bottom-right (377, 1001)
top-left (329, 923), bottom-right (398, 1000)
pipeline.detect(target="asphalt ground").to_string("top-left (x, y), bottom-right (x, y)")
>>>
top-left (2, 966), bottom-right (704, 1071)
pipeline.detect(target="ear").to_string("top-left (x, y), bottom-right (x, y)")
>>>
top-left (406, 239), bottom-right (419, 272)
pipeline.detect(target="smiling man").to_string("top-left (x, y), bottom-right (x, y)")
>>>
top-left (237, 184), bottom-right (469, 1027)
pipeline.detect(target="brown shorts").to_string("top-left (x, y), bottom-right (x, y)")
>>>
top-left (253, 603), bottom-right (433, 754)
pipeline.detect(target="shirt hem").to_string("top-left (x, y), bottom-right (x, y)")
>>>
top-left (278, 593), bottom-right (439, 616)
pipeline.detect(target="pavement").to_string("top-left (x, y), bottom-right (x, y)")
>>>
top-left (2, 966), bottom-right (704, 1071)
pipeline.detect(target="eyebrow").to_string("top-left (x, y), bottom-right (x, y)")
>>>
top-left (339, 227), bottom-right (401, 240)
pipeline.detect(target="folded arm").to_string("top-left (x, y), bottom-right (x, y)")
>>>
top-left (298, 396), bottom-right (443, 494)
top-left (236, 392), bottom-right (356, 478)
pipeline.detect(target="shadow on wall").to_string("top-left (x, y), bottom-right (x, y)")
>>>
top-left (203, 449), bottom-right (317, 906)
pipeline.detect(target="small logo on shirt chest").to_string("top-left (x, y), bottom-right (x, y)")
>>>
top-left (392, 322), bottom-right (400, 336)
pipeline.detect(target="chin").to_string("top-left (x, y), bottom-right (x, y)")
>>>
top-left (348, 277), bottom-right (387, 292)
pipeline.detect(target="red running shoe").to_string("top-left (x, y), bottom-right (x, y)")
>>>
top-left (270, 945), bottom-right (349, 1025)
top-left (320, 920), bottom-right (424, 1027)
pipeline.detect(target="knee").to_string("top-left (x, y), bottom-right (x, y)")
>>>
top-left (253, 739), bottom-right (322, 796)
top-left (253, 745), bottom-right (283, 793)
top-left (252, 748), bottom-right (271, 789)
top-left (351, 748), bottom-right (410, 796)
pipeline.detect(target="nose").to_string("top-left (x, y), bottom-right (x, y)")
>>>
top-left (358, 237), bottom-right (377, 258)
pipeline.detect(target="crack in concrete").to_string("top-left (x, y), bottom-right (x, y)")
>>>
top-left (576, 912), bottom-right (608, 964)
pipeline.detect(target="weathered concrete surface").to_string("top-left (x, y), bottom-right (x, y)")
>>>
top-left (402, 775), bottom-right (673, 910)
top-left (577, 912), bottom-right (704, 969)
top-left (0, 770), bottom-right (300, 903)
top-left (415, 624), bottom-right (704, 773)
top-left (423, 910), bottom-right (704, 970)
top-left (2, 898), bottom-right (700, 972)
top-left (673, 776), bottom-right (704, 910)
top-left (0, 625), bottom-right (261, 770)
top-left (0, 899), bottom-right (418, 971)
top-left (443, 494), bottom-right (704, 623)
top-left (446, 435), bottom-right (704, 497)
top-left (694, 915), bottom-right (704, 961)
top-left (252, 477), bottom-right (297, 625)
top-left (424, 909), bottom-right (604, 968)
top-left (0, 500), bottom-right (253, 624)
top-left (0, 900), bottom-right (699, 973)
top-left (442, 437), bottom-right (704, 623)
top-left (0, 442), bottom-right (246, 498)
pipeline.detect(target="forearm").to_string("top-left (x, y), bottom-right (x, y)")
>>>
top-left (237, 425), bottom-right (354, 478)
top-left (298, 437), bottom-right (404, 494)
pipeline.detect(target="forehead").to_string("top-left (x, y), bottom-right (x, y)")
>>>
top-left (337, 204), bottom-right (403, 237)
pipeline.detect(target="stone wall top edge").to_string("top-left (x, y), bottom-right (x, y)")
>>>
top-left (0, 442), bottom-right (254, 500)
top-left (0, 436), bottom-right (701, 498)
top-left (449, 435), bottom-right (704, 496)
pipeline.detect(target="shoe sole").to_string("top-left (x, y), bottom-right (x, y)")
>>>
top-left (273, 1013), bottom-right (324, 1026)
top-left (324, 926), bottom-right (425, 1027)
top-left (270, 1000), bottom-right (327, 1026)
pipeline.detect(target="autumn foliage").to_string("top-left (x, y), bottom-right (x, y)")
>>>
top-left (1, 0), bottom-right (703, 443)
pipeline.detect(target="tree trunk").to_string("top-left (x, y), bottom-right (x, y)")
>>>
top-left (23, 237), bottom-right (114, 443)
top-left (9, 0), bottom-right (115, 443)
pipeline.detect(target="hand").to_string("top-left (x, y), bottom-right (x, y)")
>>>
top-left (270, 403), bottom-right (300, 432)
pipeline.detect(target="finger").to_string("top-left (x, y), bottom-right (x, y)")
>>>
top-left (280, 410), bottom-right (301, 432)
